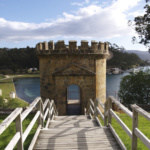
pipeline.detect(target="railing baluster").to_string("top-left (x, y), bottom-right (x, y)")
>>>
top-left (108, 97), bottom-right (112, 124)
top-left (94, 99), bottom-right (98, 118)
top-left (15, 113), bottom-right (23, 150)
top-left (132, 106), bottom-right (138, 150)
top-left (104, 100), bottom-right (108, 126)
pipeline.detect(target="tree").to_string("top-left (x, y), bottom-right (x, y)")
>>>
top-left (130, 0), bottom-right (150, 52)
top-left (118, 71), bottom-right (150, 106)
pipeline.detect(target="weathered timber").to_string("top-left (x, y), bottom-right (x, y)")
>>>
top-left (110, 109), bottom-right (132, 138)
top-left (109, 123), bottom-right (126, 150)
top-left (109, 96), bottom-right (132, 118)
top-left (33, 115), bottom-right (121, 150)
top-left (28, 125), bottom-right (41, 150)
top-left (0, 108), bottom-right (22, 135)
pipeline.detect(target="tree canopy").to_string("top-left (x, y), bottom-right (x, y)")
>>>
top-left (118, 71), bottom-right (150, 106)
top-left (131, 0), bottom-right (150, 52)
top-left (0, 47), bottom-right (38, 73)
top-left (107, 43), bottom-right (145, 70)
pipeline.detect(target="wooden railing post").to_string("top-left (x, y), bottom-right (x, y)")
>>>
top-left (108, 97), bottom-right (112, 124)
top-left (94, 99), bottom-right (98, 118)
top-left (104, 100), bottom-right (108, 126)
top-left (37, 99), bottom-right (44, 127)
top-left (132, 106), bottom-right (138, 150)
top-left (48, 100), bottom-right (51, 119)
top-left (15, 112), bottom-right (23, 150)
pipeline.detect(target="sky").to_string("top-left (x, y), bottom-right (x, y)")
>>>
top-left (0, 0), bottom-right (148, 51)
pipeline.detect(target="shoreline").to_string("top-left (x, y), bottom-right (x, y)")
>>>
top-left (0, 74), bottom-right (40, 108)
top-left (13, 74), bottom-right (40, 104)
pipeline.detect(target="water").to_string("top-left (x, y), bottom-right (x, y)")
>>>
top-left (106, 72), bottom-right (129, 99)
top-left (14, 78), bottom-right (40, 103)
top-left (14, 75), bottom-right (125, 103)
top-left (14, 66), bottom-right (150, 103)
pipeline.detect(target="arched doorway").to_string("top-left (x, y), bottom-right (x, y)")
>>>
top-left (67, 84), bottom-right (81, 115)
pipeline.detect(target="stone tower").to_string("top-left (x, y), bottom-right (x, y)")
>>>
top-left (36, 40), bottom-right (109, 115)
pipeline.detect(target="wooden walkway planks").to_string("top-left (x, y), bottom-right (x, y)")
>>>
top-left (33, 115), bottom-right (121, 150)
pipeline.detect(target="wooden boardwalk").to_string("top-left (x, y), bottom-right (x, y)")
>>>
top-left (1, 97), bottom-right (150, 150)
top-left (33, 115), bottom-right (121, 150)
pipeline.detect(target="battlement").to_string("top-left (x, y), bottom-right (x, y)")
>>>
top-left (36, 40), bottom-right (109, 55)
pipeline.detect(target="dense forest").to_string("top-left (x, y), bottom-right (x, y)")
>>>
top-left (0, 47), bottom-right (38, 74)
top-left (0, 43), bottom-right (148, 74)
top-left (107, 43), bottom-right (147, 70)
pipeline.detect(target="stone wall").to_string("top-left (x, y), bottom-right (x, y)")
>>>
top-left (36, 40), bottom-right (109, 115)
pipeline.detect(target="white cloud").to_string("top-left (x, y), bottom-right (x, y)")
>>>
top-left (71, 0), bottom-right (90, 6)
top-left (0, 0), bottom-right (142, 42)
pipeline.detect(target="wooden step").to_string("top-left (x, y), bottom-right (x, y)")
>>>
top-left (34, 127), bottom-right (120, 150)
top-left (54, 115), bottom-right (89, 120)
top-left (33, 115), bottom-right (121, 150)
top-left (48, 119), bottom-right (97, 128)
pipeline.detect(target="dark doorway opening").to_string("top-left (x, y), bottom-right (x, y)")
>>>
top-left (67, 84), bottom-right (81, 115)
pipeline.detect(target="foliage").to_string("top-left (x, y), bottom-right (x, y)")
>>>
top-left (0, 74), bottom-right (5, 79)
top-left (118, 71), bottom-right (150, 105)
top-left (107, 43), bottom-right (144, 70)
top-left (0, 44), bottom-right (146, 73)
top-left (0, 96), bottom-right (6, 108)
top-left (130, 0), bottom-right (150, 52)
top-left (0, 47), bottom-right (38, 74)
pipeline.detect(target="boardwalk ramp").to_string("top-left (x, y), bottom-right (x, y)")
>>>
top-left (33, 115), bottom-right (121, 150)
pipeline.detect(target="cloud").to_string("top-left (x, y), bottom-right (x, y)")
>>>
top-left (0, 0), bottom-right (142, 42)
top-left (71, 0), bottom-right (90, 6)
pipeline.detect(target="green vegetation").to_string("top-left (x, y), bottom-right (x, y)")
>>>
top-left (99, 112), bottom-right (150, 150)
top-left (0, 44), bottom-right (147, 74)
top-left (0, 74), bottom-right (39, 108)
top-left (0, 74), bottom-right (5, 79)
top-left (129, 0), bottom-right (150, 52)
top-left (107, 43), bottom-right (146, 70)
top-left (0, 47), bottom-right (38, 74)
top-left (0, 114), bottom-right (38, 150)
top-left (0, 77), bottom-right (28, 108)
top-left (118, 71), bottom-right (150, 106)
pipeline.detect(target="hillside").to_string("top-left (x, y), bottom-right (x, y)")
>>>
top-left (127, 50), bottom-right (150, 61)
top-left (107, 44), bottom-right (146, 70)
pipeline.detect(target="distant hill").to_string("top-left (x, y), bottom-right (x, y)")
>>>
top-left (107, 44), bottom-right (145, 70)
top-left (127, 50), bottom-right (150, 61)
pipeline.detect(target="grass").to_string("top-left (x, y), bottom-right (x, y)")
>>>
top-left (0, 114), bottom-right (38, 150)
top-left (0, 74), bottom-right (40, 149)
top-left (0, 74), bottom-right (5, 79)
top-left (99, 112), bottom-right (150, 150)
top-left (0, 112), bottom-right (149, 149)
top-left (0, 78), bottom-right (28, 108)
top-left (0, 74), bottom-right (40, 108)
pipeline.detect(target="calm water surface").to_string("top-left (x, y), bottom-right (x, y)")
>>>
top-left (14, 78), bottom-right (40, 103)
top-left (14, 74), bottom-right (129, 103)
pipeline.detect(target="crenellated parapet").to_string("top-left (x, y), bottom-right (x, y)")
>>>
top-left (36, 40), bottom-right (109, 55)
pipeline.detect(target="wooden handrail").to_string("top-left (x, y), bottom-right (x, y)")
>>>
top-left (0, 97), bottom-right (58, 150)
top-left (131, 104), bottom-right (150, 150)
top-left (21, 97), bottom-right (41, 121)
top-left (132, 104), bottom-right (150, 120)
top-left (0, 108), bottom-right (23, 135)
top-left (96, 98), bottom-right (104, 109)
top-left (110, 109), bottom-right (132, 138)
top-left (87, 97), bottom-right (150, 150)
top-left (109, 96), bottom-right (133, 118)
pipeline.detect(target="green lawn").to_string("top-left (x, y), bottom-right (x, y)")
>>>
top-left (0, 74), bottom-right (40, 108)
top-left (0, 74), bottom-right (5, 79)
top-left (0, 114), bottom-right (38, 150)
top-left (0, 78), bottom-right (28, 108)
top-left (99, 112), bottom-right (150, 150)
